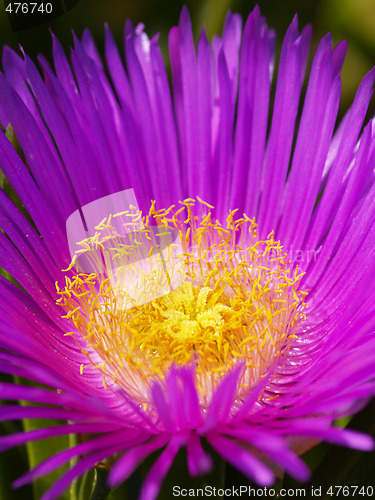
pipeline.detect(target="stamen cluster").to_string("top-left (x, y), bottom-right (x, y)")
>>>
top-left (57, 199), bottom-right (307, 405)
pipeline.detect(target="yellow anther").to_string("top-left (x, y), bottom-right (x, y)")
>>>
top-left (58, 198), bottom-right (307, 406)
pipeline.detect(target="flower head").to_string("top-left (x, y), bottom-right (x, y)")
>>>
top-left (1, 5), bottom-right (375, 500)
top-left (58, 200), bottom-right (307, 406)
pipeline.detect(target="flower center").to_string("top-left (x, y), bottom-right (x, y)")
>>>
top-left (57, 199), bottom-right (307, 405)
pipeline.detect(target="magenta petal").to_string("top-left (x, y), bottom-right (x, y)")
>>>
top-left (179, 366), bottom-right (203, 429)
top-left (0, 405), bottom-right (90, 423)
top-left (230, 5), bottom-right (273, 216)
top-left (40, 443), bottom-right (129, 500)
top-left (200, 365), bottom-right (242, 432)
top-left (221, 11), bottom-right (242, 104)
top-left (224, 426), bottom-right (310, 481)
top-left (278, 34), bottom-right (339, 248)
top-left (305, 67), bottom-right (375, 256)
top-left (105, 24), bottom-right (135, 114)
top-left (108, 434), bottom-right (169, 488)
top-left (168, 7), bottom-right (199, 197)
top-left (186, 431), bottom-right (213, 477)
top-left (258, 19), bottom-right (311, 235)
top-left (207, 432), bottom-right (274, 486)
top-left (276, 423), bottom-right (374, 451)
top-left (232, 371), bottom-right (272, 423)
top-left (0, 422), bottom-right (121, 453)
top-left (140, 433), bottom-right (187, 500)
top-left (13, 428), bottom-right (146, 488)
top-left (151, 382), bottom-right (175, 431)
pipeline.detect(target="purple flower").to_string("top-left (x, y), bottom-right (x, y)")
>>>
top-left (1, 5), bottom-right (375, 500)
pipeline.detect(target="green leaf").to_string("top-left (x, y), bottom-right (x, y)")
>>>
top-left (21, 415), bottom-right (76, 500)
top-left (106, 482), bottom-right (129, 500)
top-left (80, 465), bottom-right (129, 500)
top-left (89, 466), bottom-right (112, 500)
top-left (0, 420), bottom-right (34, 500)
top-left (13, 376), bottom-right (77, 500)
top-left (76, 467), bottom-right (97, 500)
top-left (4, 123), bottom-right (24, 161)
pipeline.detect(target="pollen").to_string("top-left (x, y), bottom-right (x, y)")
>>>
top-left (57, 199), bottom-right (307, 406)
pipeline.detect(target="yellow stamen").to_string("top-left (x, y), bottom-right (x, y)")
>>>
top-left (57, 199), bottom-right (307, 406)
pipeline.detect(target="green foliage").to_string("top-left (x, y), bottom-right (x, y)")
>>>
top-left (18, 407), bottom-right (75, 498)
top-left (0, 420), bottom-right (33, 500)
